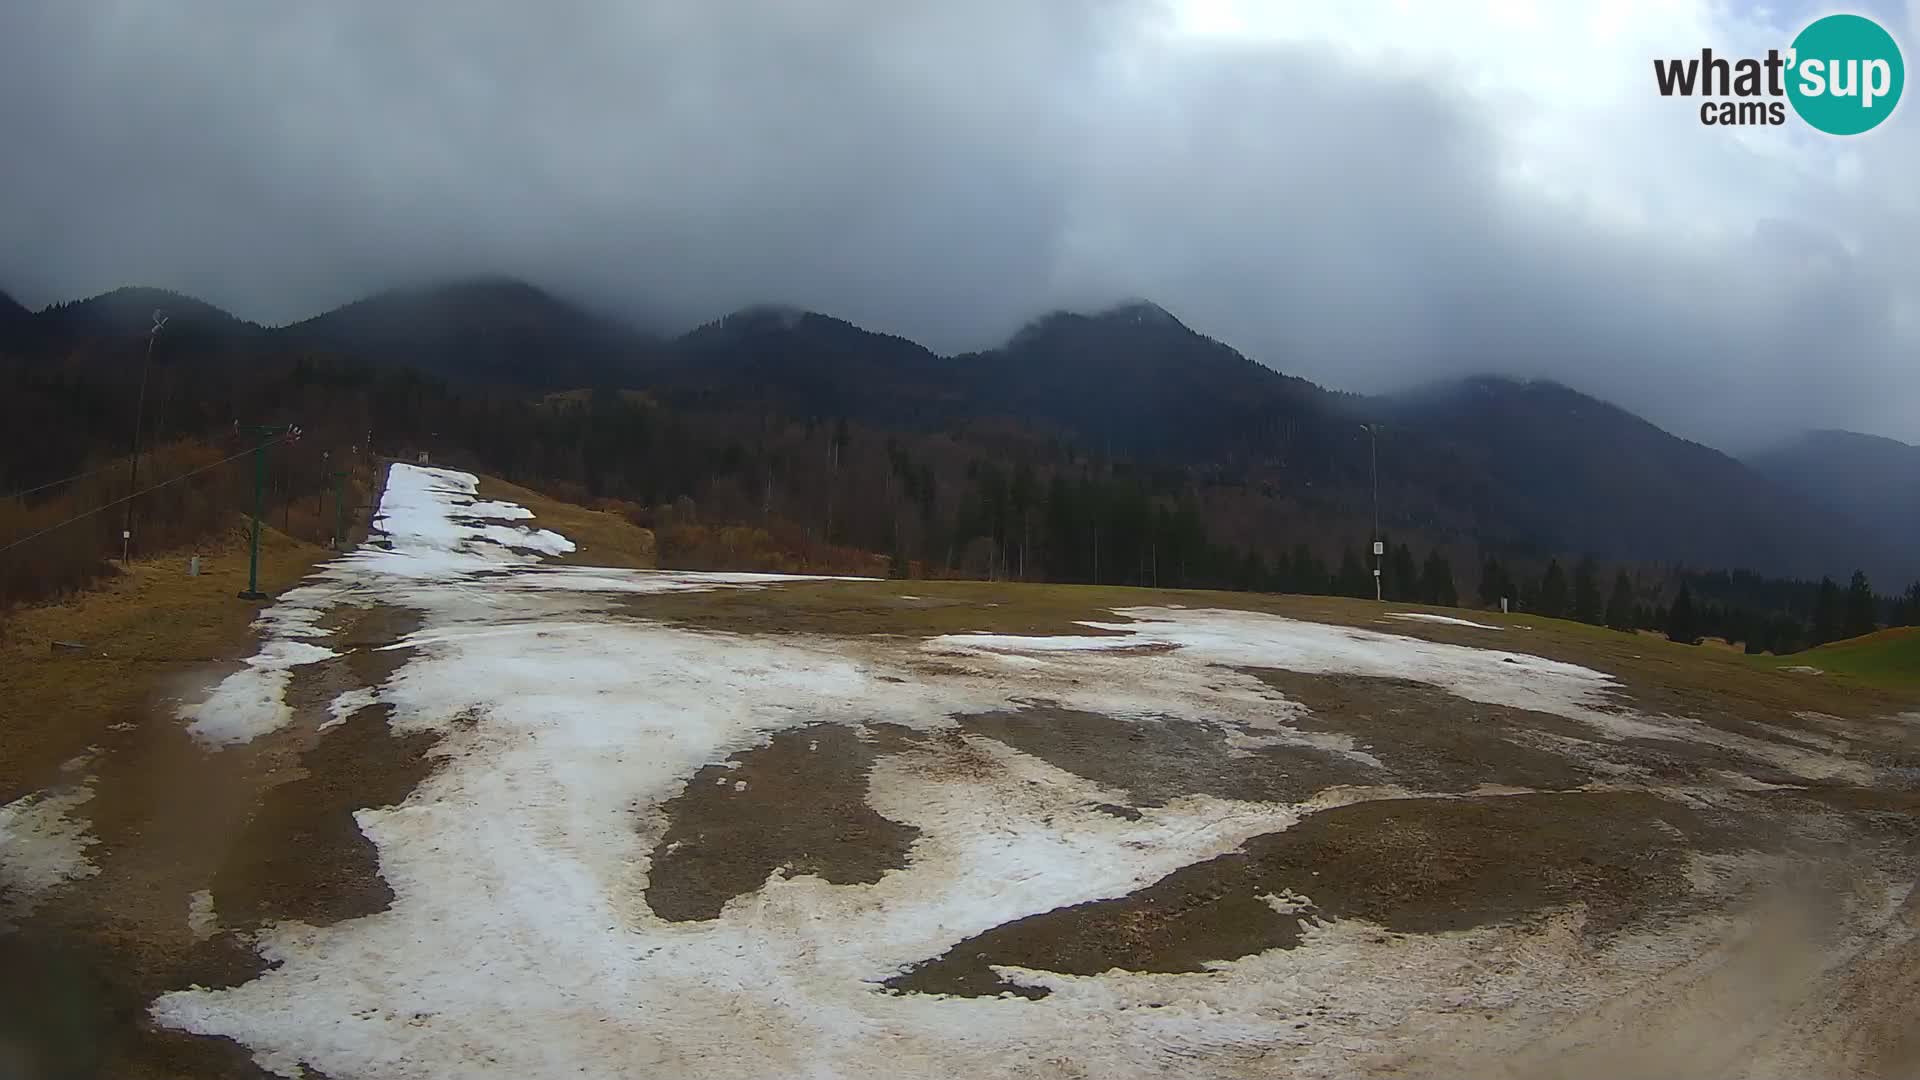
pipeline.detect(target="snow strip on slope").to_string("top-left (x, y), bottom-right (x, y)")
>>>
top-left (1385, 612), bottom-right (1503, 630)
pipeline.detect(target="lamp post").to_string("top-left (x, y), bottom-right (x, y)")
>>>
top-left (122, 310), bottom-right (167, 565)
top-left (1361, 423), bottom-right (1381, 602)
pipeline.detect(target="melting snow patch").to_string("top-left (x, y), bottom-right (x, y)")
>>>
top-left (182, 639), bottom-right (338, 747)
top-left (144, 465), bottom-right (1827, 1079)
top-left (1385, 612), bottom-right (1502, 630)
top-left (928, 632), bottom-right (1168, 653)
top-left (0, 782), bottom-right (99, 915)
top-left (474, 524), bottom-right (575, 556)
top-left (188, 889), bottom-right (220, 941)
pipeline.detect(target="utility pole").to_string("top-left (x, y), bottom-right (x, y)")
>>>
top-left (122, 310), bottom-right (167, 565)
top-left (1362, 423), bottom-right (1382, 602)
top-left (331, 468), bottom-right (349, 549)
top-left (239, 424), bottom-right (299, 600)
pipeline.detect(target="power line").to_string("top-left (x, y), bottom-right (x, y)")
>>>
top-left (2, 458), bottom-right (137, 502)
top-left (0, 435), bottom-right (288, 560)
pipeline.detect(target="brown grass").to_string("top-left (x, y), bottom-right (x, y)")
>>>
top-left (2, 439), bottom-right (376, 612)
top-left (476, 475), bottom-right (657, 569)
top-left (621, 580), bottom-right (1920, 726)
top-left (0, 516), bottom-right (330, 802)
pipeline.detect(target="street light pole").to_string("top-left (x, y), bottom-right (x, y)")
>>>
top-left (1362, 423), bottom-right (1381, 602)
top-left (122, 310), bottom-right (167, 565)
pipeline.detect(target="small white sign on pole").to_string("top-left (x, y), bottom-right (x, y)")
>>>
top-left (1372, 541), bottom-right (1384, 556)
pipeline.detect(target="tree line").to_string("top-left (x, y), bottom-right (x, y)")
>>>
top-left (5, 347), bottom-right (1914, 656)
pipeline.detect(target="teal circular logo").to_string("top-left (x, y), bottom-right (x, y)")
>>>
top-left (1787, 14), bottom-right (1904, 135)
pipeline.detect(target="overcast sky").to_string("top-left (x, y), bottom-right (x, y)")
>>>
top-left (2, 0), bottom-right (1916, 450)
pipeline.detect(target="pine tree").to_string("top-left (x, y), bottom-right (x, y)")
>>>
top-left (1896, 582), bottom-right (1920, 627)
top-left (1604, 571), bottom-right (1636, 631)
top-left (1337, 546), bottom-right (1370, 599)
top-left (1666, 583), bottom-right (1699, 645)
top-left (1291, 544), bottom-right (1325, 595)
top-left (1239, 549), bottom-right (1268, 593)
top-left (1537, 559), bottom-right (1569, 618)
top-left (1478, 557), bottom-right (1509, 608)
top-left (1843, 570), bottom-right (1877, 639)
top-left (1390, 543), bottom-right (1418, 603)
top-left (1811, 576), bottom-right (1841, 645)
top-left (1421, 549), bottom-right (1458, 606)
top-left (1571, 557), bottom-right (1602, 624)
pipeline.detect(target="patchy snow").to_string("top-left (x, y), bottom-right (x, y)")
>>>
top-left (318, 687), bottom-right (380, 733)
top-left (1385, 612), bottom-right (1503, 630)
top-left (0, 781), bottom-right (98, 917)
top-left (463, 500), bottom-right (534, 520)
top-left (929, 632), bottom-right (1153, 653)
top-left (181, 639), bottom-right (338, 747)
top-left (187, 889), bottom-right (220, 941)
top-left (146, 462), bottom-right (1884, 1078)
top-left (934, 608), bottom-right (1630, 737)
top-left (474, 523), bottom-right (575, 556)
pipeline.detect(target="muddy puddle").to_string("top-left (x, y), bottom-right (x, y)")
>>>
top-left (645, 723), bottom-right (920, 921)
top-left (886, 791), bottom-right (1737, 999)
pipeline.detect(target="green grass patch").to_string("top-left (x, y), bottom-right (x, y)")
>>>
top-left (1769, 627), bottom-right (1920, 691)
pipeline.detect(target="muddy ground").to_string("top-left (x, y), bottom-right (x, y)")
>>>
top-left (4, 554), bottom-right (1918, 1077)
top-left (0, 601), bottom-right (429, 1080)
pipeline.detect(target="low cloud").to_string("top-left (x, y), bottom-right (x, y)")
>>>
top-left (1, 0), bottom-right (1914, 449)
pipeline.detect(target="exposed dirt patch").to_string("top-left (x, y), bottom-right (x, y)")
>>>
top-left (957, 705), bottom-right (1371, 808)
top-left (885, 791), bottom-right (1737, 999)
top-left (616, 579), bottom-right (1142, 638)
top-left (645, 723), bottom-right (920, 921)
top-left (0, 930), bottom-right (278, 1080)
top-left (1609, 736), bottom-right (1812, 787)
top-left (282, 606), bottom-right (421, 734)
top-left (0, 600), bottom-right (430, 1077)
top-left (312, 603), bottom-right (423, 675)
top-left (1245, 670), bottom-right (1600, 792)
top-left (0, 704), bottom-right (300, 1079)
top-left (209, 704), bottom-right (438, 930)
top-left (204, 605), bottom-right (431, 930)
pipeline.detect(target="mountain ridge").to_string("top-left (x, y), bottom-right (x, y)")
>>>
top-left (4, 277), bottom-right (1909, 583)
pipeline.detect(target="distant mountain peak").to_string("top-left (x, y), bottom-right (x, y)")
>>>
top-left (1006, 299), bottom-right (1195, 351)
top-left (1098, 298), bottom-right (1186, 329)
top-left (724, 304), bottom-right (810, 330)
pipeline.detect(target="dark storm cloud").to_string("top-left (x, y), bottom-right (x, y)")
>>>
top-left (1, 0), bottom-right (1915, 449)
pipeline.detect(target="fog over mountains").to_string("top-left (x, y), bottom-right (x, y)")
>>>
top-left (3, 2), bottom-right (1919, 452)
top-left (6, 277), bottom-right (1914, 587)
